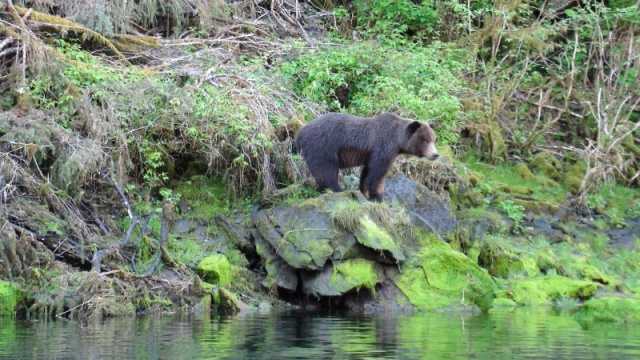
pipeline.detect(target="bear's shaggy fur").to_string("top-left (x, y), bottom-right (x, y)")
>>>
top-left (296, 112), bottom-right (438, 201)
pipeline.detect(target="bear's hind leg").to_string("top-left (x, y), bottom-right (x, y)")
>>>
top-left (309, 162), bottom-right (341, 193)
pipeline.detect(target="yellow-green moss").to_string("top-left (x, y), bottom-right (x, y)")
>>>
top-left (491, 298), bottom-right (518, 307)
top-left (0, 282), bottom-right (17, 316)
top-left (513, 198), bottom-right (560, 215)
top-left (174, 177), bottom-right (238, 221)
top-left (393, 242), bottom-right (495, 311)
top-left (500, 185), bottom-right (533, 196)
top-left (332, 259), bottom-right (380, 293)
top-left (515, 162), bottom-right (536, 181)
top-left (564, 161), bottom-right (586, 194)
top-left (512, 275), bottom-right (597, 306)
top-left (478, 238), bottom-right (540, 278)
top-left (575, 297), bottom-right (640, 325)
top-left (461, 190), bottom-right (484, 206)
top-left (197, 254), bottom-right (232, 286)
top-left (571, 263), bottom-right (613, 284)
top-left (457, 207), bottom-right (507, 231)
top-left (354, 216), bottom-right (405, 261)
top-left (529, 152), bottom-right (563, 181)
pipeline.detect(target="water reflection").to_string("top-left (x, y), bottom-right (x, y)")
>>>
top-left (1, 308), bottom-right (639, 359)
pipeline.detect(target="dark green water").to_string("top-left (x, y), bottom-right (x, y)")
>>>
top-left (1, 308), bottom-right (639, 359)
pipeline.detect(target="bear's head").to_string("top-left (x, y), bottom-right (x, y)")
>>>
top-left (404, 121), bottom-right (439, 161)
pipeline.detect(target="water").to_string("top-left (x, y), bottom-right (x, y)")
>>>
top-left (1, 308), bottom-right (639, 359)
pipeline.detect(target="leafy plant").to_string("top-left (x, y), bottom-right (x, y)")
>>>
top-left (352, 0), bottom-right (439, 40)
top-left (497, 200), bottom-right (525, 231)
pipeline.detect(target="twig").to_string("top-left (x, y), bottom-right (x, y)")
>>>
top-left (0, 36), bottom-right (14, 51)
top-left (55, 296), bottom-right (95, 318)
top-left (81, 202), bottom-right (110, 236)
top-left (121, 217), bottom-right (138, 246)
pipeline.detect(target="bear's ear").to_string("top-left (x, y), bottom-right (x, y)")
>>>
top-left (429, 122), bottom-right (436, 129)
top-left (407, 121), bottom-right (421, 136)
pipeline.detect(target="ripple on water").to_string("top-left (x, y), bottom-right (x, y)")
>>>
top-left (1, 308), bottom-right (640, 359)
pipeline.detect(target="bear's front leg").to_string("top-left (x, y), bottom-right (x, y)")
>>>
top-left (359, 166), bottom-right (370, 199)
top-left (364, 161), bottom-right (391, 202)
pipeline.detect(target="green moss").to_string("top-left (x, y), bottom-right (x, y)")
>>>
top-left (354, 216), bottom-right (405, 261)
top-left (332, 259), bottom-right (380, 293)
top-left (0, 282), bottom-right (17, 316)
top-left (197, 254), bottom-right (232, 286)
top-left (461, 189), bottom-right (484, 206)
top-left (458, 168), bottom-right (485, 187)
top-left (533, 248), bottom-right (560, 273)
top-left (169, 237), bottom-right (207, 268)
top-left (491, 298), bottom-right (518, 307)
top-left (515, 162), bottom-right (536, 181)
top-left (329, 199), bottom-right (364, 232)
top-left (512, 275), bottom-right (597, 306)
top-left (174, 177), bottom-right (240, 221)
top-left (457, 206), bottom-right (507, 232)
top-left (500, 185), bottom-right (533, 196)
top-left (393, 242), bottom-right (495, 311)
top-left (575, 297), bottom-right (640, 325)
top-left (563, 162), bottom-right (586, 194)
top-left (262, 183), bottom-right (320, 207)
top-left (512, 198), bottom-right (560, 215)
top-left (464, 155), bottom-right (567, 205)
top-left (478, 236), bottom-right (540, 278)
top-left (572, 263), bottom-right (613, 284)
top-left (529, 152), bottom-right (563, 181)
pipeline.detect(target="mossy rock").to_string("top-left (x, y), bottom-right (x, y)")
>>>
top-left (512, 275), bottom-right (597, 306)
top-left (253, 203), bottom-right (339, 270)
top-left (301, 259), bottom-right (383, 297)
top-left (500, 185), bottom-right (533, 196)
top-left (461, 189), bottom-right (484, 207)
top-left (353, 216), bottom-right (405, 262)
top-left (197, 254), bottom-right (232, 286)
top-left (463, 169), bottom-right (485, 187)
top-left (254, 231), bottom-right (298, 291)
top-left (571, 263), bottom-right (613, 285)
top-left (0, 281), bottom-right (17, 316)
top-left (529, 152), bottom-right (563, 181)
top-left (393, 241), bottom-right (495, 311)
top-left (515, 162), bottom-right (536, 181)
top-left (575, 297), bottom-right (640, 325)
top-left (491, 298), bottom-right (518, 308)
top-left (513, 198), bottom-right (560, 215)
top-left (563, 161), bottom-right (586, 194)
top-left (478, 242), bottom-right (539, 278)
top-left (533, 248), bottom-right (560, 273)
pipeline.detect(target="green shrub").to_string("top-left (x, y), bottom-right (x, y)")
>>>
top-left (280, 42), bottom-right (471, 145)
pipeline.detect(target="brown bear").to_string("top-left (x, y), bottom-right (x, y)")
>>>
top-left (295, 112), bottom-right (439, 201)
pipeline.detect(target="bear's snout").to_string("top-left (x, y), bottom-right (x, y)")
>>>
top-left (429, 153), bottom-right (439, 161)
